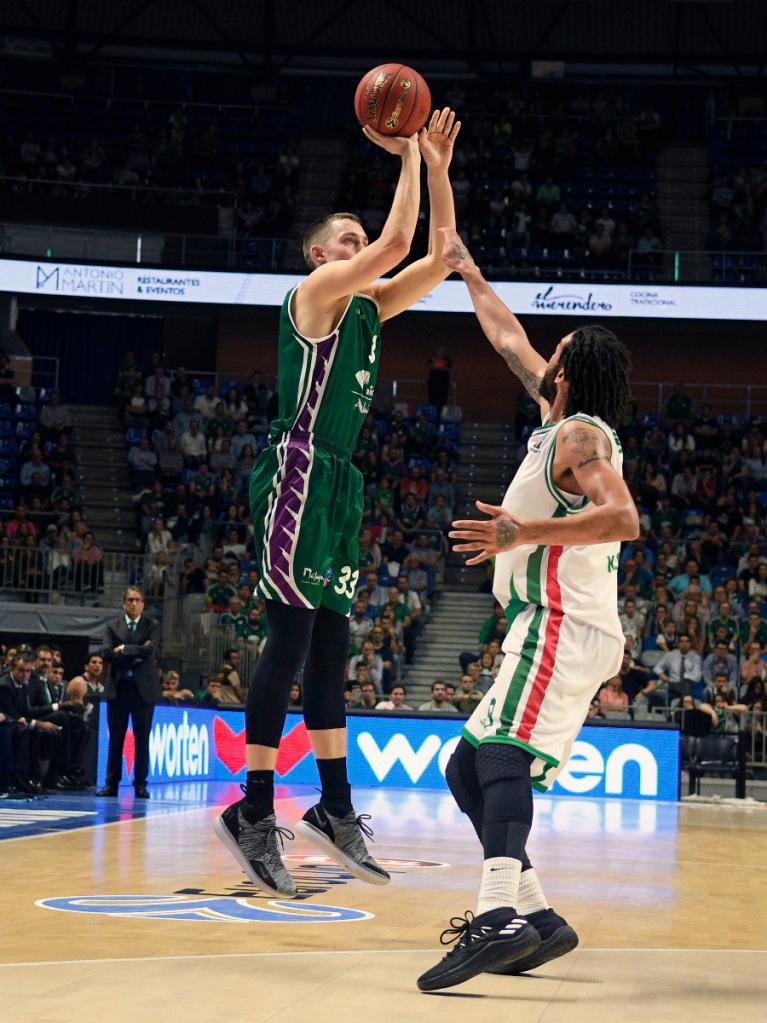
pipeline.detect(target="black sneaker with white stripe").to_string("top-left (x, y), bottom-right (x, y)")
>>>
top-left (417, 907), bottom-right (540, 992)
top-left (485, 908), bottom-right (579, 974)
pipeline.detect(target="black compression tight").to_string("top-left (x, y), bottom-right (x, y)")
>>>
top-left (245, 601), bottom-right (349, 746)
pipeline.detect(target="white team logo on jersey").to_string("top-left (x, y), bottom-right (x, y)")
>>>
top-left (355, 370), bottom-right (371, 389)
top-left (368, 335), bottom-right (378, 364)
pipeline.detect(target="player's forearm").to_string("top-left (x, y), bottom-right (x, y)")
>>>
top-left (380, 148), bottom-right (421, 248)
top-left (460, 266), bottom-right (544, 398)
top-left (519, 502), bottom-right (640, 547)
top-left (426, 168), bottom-right (456, 259)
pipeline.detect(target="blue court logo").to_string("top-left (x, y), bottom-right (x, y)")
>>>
top-left (36, 895), bottom-right (373, 924)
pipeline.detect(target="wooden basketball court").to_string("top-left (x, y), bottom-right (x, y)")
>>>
top-left (2, 783), bottom-right (766, 1022)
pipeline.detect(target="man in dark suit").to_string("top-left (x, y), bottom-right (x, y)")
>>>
top-left (27, 646), bottom-right (75, 790)
top-left (0, 652), bottom-right (62, 794)
top-left (97, 587), bottom-right (161, 798)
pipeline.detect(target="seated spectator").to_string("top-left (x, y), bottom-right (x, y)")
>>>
top-left (354, 681), bottom-right (380, 711)
top-left (405, 555), bottom-right (429, 603)
top-left (349, 600), bottom-right (373, 650)
top-left (651, 633), bottom-right (703, 704)
top-left (180, 419), bottom-right (206, 466)
top-left (220, 596), bottom-right (248, 636)
top-left (599, 676), bottom-right (629, 712)
top-left (72, 531), bottom-right (103, 592)
top-left (616, 650), bottom-right (654, 704)
top-left (453, 674), bottom-right (483, 715)
top-left (146, 517), bottom-right (172, 556)
top-left (376, 684), bottom-right (411, 711)
top-left (707, 601), bottom-right (740, 649)
top-left (206, 568), bottom-right (237, 611)
top-left (355, 570), bottom-right (388, 612)
top-left (160, 670), bottom-right (194, 705)
top-left (418, 679), bottom-right (458, 713)
top-left (40, 390), bottom-right (72, 437)
top-left (700, 692), bottom-right (748, 734)
top-left (702, 671), bottom-right (738, 707)
top-left (739, 608), bottom-right (767, 649)
top-left (231, 421), bottom-right (258, 460)
top-left (477, 652), bottom-right (496, 691)
top-left (128, 436), bottom-right (157, 488)
top-left (194, 676), bottom-right (224, 707)
top-left (194, 384), bottom-right (218, 421)
top-left (702, 640), bottom-right (739, 689)
top-left (158, 436), bottom-right (184, 478)
top-left (348, 640), bottom-right (383, 693)
top-left (179, 557), bottom-right (207, 594)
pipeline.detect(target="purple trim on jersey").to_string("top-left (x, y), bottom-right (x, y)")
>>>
top-left (262, 332), bottom-right (338, 607)
top-left (292, 333), bottom-right (337, 436)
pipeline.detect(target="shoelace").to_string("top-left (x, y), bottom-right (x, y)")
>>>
top-left (440, 911), bottom-right (476, 951)
top-left (268, 824), bottom-right (295, 852)
top-left (354, 813), bottom-right (375, 841)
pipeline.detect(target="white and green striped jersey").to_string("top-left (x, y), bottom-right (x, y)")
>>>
top-left (493, 412), bottom-right (624, 643)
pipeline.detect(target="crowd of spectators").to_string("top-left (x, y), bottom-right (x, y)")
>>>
top-left (341, 84), bottom-right (664, 279)
top-left (0, 359), bottom-right (106, 599)
top-left (0, 642), bottom-right (102, 797)
top-left (117, 350), bottom-right (459, 691)
top-left (0, 87), bottom-right (299, 245)
top-left (708, 162), bottom-right (767, 254)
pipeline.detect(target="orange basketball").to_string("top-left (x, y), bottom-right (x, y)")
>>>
top-left (354, 63), bottom-right (432, 137)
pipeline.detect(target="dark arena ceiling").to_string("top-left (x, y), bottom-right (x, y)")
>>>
top-left (0, 0), bottom-right (764, 70)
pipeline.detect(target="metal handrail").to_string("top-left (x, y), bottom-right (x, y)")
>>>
top-left (628, 248), bottom-right (767, 283)
top-left (0, 175), bottom-right (236, 207)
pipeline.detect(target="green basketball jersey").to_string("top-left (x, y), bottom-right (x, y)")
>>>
top-left (268, 285), bottom-right (381, 458)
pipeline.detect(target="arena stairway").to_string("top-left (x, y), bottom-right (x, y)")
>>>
top-left (404, 588), bottom-right (495, 704)
top-left (405, 420), bottom-right (520, 704)
top-left (71, 405), bottom-right (138, 554)
top-left (656, 144), bottom-right (710, 281)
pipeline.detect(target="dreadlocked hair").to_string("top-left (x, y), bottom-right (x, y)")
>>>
top-left (559, 324), bottom-right (630, 428)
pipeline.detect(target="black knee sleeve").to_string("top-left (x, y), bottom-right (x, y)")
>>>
top-left (476, 742), bottom-right (534, 860)
top-left (301, 606), bottom-right (349, 732)
top-left (446, 738), bottom-right (484, 842)
top-left (245, 601), bottom-right (316, 746)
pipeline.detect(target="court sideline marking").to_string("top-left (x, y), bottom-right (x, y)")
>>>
top-left (0, 947), bottom-right (764, 969)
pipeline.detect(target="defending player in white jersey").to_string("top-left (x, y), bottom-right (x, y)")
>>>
top-left (417, 229), bottom-right (639, 992)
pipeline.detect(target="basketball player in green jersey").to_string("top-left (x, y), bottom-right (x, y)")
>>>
top-left (216, 109), bottom-right (461, 896)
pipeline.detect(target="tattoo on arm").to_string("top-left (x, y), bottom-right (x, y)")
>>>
top-left (495, 518), bottom-right (519, 551)
top-left (560, 425), bottom-right (609, 468)
top-left (500, 346), bottom-right (543, 401)
top-left (447, 241), bottom-right (470, 261)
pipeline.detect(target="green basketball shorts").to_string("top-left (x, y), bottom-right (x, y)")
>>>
top-left (249, 436), bottom-right (363, 616)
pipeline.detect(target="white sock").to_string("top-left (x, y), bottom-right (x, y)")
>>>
top-left (516, 868), bottom-right (550, 916)
top-left (476, 856), bottom-right (522, 916)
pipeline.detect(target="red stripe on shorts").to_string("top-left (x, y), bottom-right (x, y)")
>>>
top-left (516, 546), bottom-right (564, 743)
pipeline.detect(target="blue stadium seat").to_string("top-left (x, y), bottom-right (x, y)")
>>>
top-left (0, 402), bottom-right (12, 419)
top-left (16, 422), bottom-right (36, 440)
top-left (0, 438), bottom-right (19, 455)
top-left (14, 403), bottom-right (37, 422)
top-left (0, 496), bottom-right (15, 510)
top-left (125, 427), bottom-right (147, 446)
top-left (416, 405), bottom-right (438, 423)
top-left (219, 380), bottom-right (240, 398)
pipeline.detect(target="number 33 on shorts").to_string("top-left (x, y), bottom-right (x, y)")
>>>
top-left (333, 565), bottom-right (359, 599)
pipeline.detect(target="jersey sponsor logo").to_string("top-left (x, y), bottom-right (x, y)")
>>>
top-left (607, 554), bottom-right (619, 572)
top-left (368, 334), bottom-right (378, 364)
top-left (302, 567), bottom-right (325, 587)
top-left (36, 895), bottom-right (372, 925)
top-left (355, 369), bottom-right (371, 389)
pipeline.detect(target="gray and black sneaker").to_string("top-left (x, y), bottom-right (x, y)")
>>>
top-left (295, 803), bottom-right (390, 886)
top-left (417, 908), bottom-right (540, 992)
top-left (214, 802), bottom-right (297, 898)
top-left (485, 908), bottom-right (579, 974)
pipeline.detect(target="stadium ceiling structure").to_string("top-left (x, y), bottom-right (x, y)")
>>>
top-left (0, 0), bottom-right (764, 73)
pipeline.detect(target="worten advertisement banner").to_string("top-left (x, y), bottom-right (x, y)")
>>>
top-left (97, 705), bottom-right (680, 801)
top-left (3, 257), bottom-right (766, 320)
